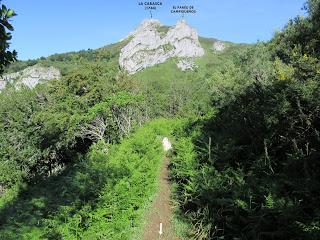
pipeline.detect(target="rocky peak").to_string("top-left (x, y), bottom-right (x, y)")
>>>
top-left (0, 65), bottom-right (61, 91)
top-left (125, 19), bottom-right (162, 39)
top-left (165, 20), bottom-right (204, 57)
top-left (119, 19), bottom-right (204, 74)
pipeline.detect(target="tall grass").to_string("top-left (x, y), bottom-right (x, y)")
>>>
top-left (0, 119), bottom-right (179, 239)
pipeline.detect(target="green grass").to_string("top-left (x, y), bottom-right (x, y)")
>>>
top-left (0, 119), bottom-right (180, 240)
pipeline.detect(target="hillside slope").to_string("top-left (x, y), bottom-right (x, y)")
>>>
top-left (0, 119), bottom-right (179, 239)
top-left (0, 18), bottom-right (253, 240)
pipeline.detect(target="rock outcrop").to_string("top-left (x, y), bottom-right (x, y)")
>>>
top-left (177, 59), bottom-right (196, 71)
top-left (0, 65), bottom-right (61, 91)
top-left (119, 19), bottom-right (204, 74)
top-left (0, 183), bottom-right (5, 196)
top-left (212, 41), bottom-right (226, 52)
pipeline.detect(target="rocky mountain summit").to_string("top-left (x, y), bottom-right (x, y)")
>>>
top-left (119, 19), bottom-right (205, 74)
top-left (0, 65), bottom-right (61, 91)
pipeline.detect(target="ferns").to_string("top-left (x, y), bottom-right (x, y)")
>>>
top-left (0, 119), bottom-right (179, 239)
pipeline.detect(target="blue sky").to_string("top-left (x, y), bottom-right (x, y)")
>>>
top-left (4, 0), bottom-right (306, 60)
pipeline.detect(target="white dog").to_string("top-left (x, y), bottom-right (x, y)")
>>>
top-left (162, 137), bottom-right (172, 152)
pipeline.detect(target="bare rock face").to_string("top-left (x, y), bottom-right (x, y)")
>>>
top-left (122, 19), bottom-right (163, 41)
top-left (177, 59), bottom-right (196, 71)
top-left (0, 80), bottom-right (6, 90)
top-left (212, 41), bottom-right (226, 52)
top-left (0, 183), bottom-right (4, 196)
top-left (0, 65), bottom-right (61, 91)
top-left (119, 19), bottom-right (204, 74)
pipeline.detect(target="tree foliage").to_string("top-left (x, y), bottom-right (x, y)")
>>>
top-left (0, 1), bottom-right (16, 74)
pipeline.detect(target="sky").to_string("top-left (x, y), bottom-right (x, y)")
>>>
top-left (3, 0), bottom-right (306, 60)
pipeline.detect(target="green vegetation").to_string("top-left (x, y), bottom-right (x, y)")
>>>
top-left (156, 25), bottom-right (170, 37)
top-left (0, 119), bottom-right (177, 239)
top-left (0, 1), bottom-right (17, 74)
top-left (4, 40), bottom-right (129, 75)
top-left (162, 43), bottom-right (174, 52)
top-left (170, 1), bottom-right (320, 239)
top-left (1, 0), bottom-right (320, 239)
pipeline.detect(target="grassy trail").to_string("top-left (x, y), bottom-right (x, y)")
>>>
top-left (142, 156), bottom-right (175, 240)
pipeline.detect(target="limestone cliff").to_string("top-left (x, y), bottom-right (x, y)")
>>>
top-left (119, 19), bottom-right (204, 74)
top-left (212, 41), bottom-right (226, 52)
top-left (0, 65), bottom-right (61, 91)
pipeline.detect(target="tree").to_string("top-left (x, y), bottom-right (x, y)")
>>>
top-left (0, 1), bottom-right (17, 74)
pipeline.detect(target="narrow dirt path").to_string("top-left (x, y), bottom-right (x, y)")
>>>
top-left (142, 156), bottom-right (175, 240)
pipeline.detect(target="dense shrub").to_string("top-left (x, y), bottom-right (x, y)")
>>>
top-left (170, 1), bottom-right (320, 239)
